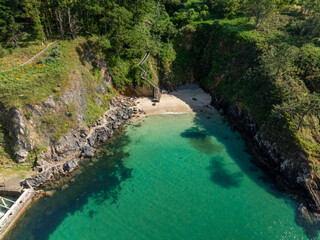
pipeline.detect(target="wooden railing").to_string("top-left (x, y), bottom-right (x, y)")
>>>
top-left (138, 52), bottom-right (161, 102)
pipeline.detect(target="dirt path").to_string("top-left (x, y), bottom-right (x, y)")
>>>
top-left (0, 41), bottom-right (58, 73)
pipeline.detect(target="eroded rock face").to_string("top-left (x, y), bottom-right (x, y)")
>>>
top-left (22, 96), bottom-right (138, 188)
top-left (63, 159), bottom-right (78, 172)
top-left (210, 90), bottom-right (320, 213)
top-left (81, 145), bottom-right (95, 158)
top-left (15, 149), bottom-right (29, 163)
top-left (55, 133), bottom-right (81, 156)
top-left (22, 170), bottom-right (53, 187)
top-left (42, 95), bottom-right (55, 109)
top-left (6, 108), bottom-right (33, 163)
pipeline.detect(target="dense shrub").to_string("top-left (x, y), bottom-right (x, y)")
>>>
top-left (46, 56), bottom-right (55, 63)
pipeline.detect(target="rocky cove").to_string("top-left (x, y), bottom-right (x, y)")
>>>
top-left (4, 88), bottom-right (320, 240)
top-left (1, 0), bottom-right (320, 238)
top-left (2, 83), bottom-right (320, 230)
top-left (0, 39), bottom-right (318, 237)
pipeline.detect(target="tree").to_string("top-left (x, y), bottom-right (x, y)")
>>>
top-left (299, 0), bottom-right (320, 37)
top-left (272, 92), bottom-right (320, 131)
top-left (0, 0), bottom-right (24, 47)
top-left (23, 0), bottom-right (45, 41)
top-left (66, 0), bottom-right (81, 40)
top-left (106, 4), bottom-right (133, 54)
top-left (127, 0), bottom-right (153, 24)
top-left (205, 0), bottom-right (241, 18)
top-left (244, 0), bottom-right (276, 28)
top-left (296, 93), bottom-right (320, 131)
top-left (259, 43), bottom-right (298, 79)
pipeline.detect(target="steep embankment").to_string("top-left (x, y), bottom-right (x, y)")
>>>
top-left (0, 38), bottom-right (141, 189)
top-left (169, 22), bottom-right (320, 213)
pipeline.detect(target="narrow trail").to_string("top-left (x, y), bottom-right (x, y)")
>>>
top-left (138, 52), bottom-right (161, 102)
top-left (0, 41), bottom-right (58, 73)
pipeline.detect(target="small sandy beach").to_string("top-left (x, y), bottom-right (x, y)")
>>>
top-left (135, 84), bottom-right (215, 116)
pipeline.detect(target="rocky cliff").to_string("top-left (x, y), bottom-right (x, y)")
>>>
top-left (210, 91), bottom-right (320, 215)
top-left (0, 47), bottom-right (142, 188)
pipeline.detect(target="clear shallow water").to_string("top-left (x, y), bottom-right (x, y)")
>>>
top-left (6, 113), bottom-right (318, 240)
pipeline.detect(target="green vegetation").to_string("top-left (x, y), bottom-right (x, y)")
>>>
top-left (0, 40), bottom-right (80, 107)
top-left (0, 120), bottom-right (36, 177)
top-left (41, 105), bottom-right (77, 142)
top-left (175, 1), bottom-right (320, 165)
top-left (0, 0), bottom-right (319, 170)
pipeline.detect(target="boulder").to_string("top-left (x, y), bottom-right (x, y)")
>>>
top-left (8, 109), bottom-right (32, 162)
top-left (23, 170), bottom-right (53, 187)
top-left (82, 145), bottom-right (95, 158)
top-left (16, 149), bottom-right (29, 163)
top-left (42, 95), bottom-right (55, 108)
top-left (63, 159), bottom-right (78, 172)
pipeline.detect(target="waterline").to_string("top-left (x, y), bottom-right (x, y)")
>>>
top-left (5, 113), bottom-right (317, 240)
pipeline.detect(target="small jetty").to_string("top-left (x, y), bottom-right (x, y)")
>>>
top-left (0, 197), bottom-right (15, 218)
top-left (0, 188), bottom-right (36, 239)
top-left (138, 52), bottom-right (161, 102)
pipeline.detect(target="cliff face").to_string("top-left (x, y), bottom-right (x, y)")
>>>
top-left (210, 91), bottom-right (320, 214)
top-left (20, 96), bottom-right (136, 188)
top-left (0, 47), bottom-right (141, 187)
top-left (167, 22), bottom-right (320, 214)
top-left (1, 51), bottom-right (105, 163)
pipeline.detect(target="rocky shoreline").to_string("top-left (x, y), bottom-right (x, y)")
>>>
top-left (210, 90), bottom-right (320, 216)
top-left (21, 96), bottom-right (143, 188)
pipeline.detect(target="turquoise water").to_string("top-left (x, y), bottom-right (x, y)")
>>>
top-left (6, 113), bottom-right (319, 240)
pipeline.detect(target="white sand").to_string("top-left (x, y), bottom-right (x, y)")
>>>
top-left (135, 84), bottom-right (215, 116)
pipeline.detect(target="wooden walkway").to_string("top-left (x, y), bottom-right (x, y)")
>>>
top-left (0, 197), bottom-right (15, 212)
top-left (0, 189), bottom-right (35, 238)
top-left (138, 52), bottom-right (161, 102)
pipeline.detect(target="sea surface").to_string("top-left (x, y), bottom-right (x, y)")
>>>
top-left (6, 112), bottom-right (319, 240)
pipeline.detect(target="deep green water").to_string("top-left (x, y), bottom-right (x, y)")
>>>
top-left (6, 113), bottom-right (319, 240)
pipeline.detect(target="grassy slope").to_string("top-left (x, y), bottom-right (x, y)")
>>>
top-left (0, 37), bottom-right (116, 176)
top-left (0, 39), bottom-right (83, 108)
top-left (0, 41), bottom-right (49, 71)
top-left (0, 40), bottom-right (77, 175)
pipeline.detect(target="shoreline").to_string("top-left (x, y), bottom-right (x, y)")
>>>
top-left (0, 96), bottom-right (138, 239)
top-left (0, 85), bottom-right (218, 240)
top-left (0, 85), bottom-right (214, 239)
top-left (0, 189), bottom-right (43, 239)
top-left (1, 84), bottom-right (318, 238)
top-left (135, 84), bottom-right (214, 117)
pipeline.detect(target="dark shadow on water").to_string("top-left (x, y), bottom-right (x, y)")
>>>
top-left (207, 156), bottom-right (244, 188)
top-left (5, 130), bottom-right (133, 240)
top-left (176, 84), bottom-right (320, 239)
top-left (295, 210), bottom-right (320, 240)
top-left (6, 85), bottom-right (320, 240)
top-left (181, 127), bottom-right (224, 155)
